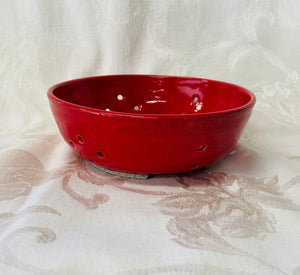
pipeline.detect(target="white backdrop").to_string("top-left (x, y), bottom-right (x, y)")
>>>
top-left (1, 1), bottom-right (300, 274)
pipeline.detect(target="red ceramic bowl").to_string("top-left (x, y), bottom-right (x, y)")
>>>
top-left (48, 75), bottom-right (255, 176)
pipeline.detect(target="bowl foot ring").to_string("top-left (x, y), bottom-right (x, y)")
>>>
top-left (87, 161), bottom-right (149, 180)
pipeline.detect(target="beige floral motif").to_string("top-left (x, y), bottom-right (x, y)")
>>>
top-left (0, 226), bottom-right (58, 274)
top-left (0, 205), bottom-right (61, 235)
top-left (0, 149), bottom-right (124, 209)
top-left (58, 158), bottom-right (124, 209)
top-left (0, 149), bottom-right (48, 200)
top-left (0, 206), bottom-right (61, 274)
top-left (155, 171), bottom-right (300, 253)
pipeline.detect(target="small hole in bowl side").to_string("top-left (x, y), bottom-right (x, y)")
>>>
top-left (117, 94), bottom-right (124, 100)
top-left (197, 144), bottom-right (207, 152)
top-left (134, 105), bottom-right (140, 111)
top-left (192, 96), bottom-right (199, 103)
top-left (76, 135), bottom-right (84, 144)
top-left (105, 108), bottom-right (110, 111)
top-left (96, 151), bottom-right (104, 158)
top-left (191, 164), bottom-right (198, 169)
top-left (69, 140), bottom-right (74, 147)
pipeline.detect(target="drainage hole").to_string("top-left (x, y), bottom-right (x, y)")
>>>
top-left (117, 94), bottom-right (124, 100)
top-left (191, 164), bottom-right (198, 169)
top-left (192, 95), bottom-right (199, 103)
top-left (105, 108), bottom-right (110, 111)
top-left (134, 105), bottom-right (140, 111)
top-left (69, 140), bottom-right (74, 147)
top-left (96, 151), bottom-right (104, 158)
top-left (197, 144), bottom-right (207, 152)
top-left (76, 135), bottom-right (84, 144)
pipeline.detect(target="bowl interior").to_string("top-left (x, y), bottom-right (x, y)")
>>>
top-left (52, 75), bottom-right (253, 115)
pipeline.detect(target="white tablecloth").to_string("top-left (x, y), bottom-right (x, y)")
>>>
top-left (1, 1), bottom-right (300, 274)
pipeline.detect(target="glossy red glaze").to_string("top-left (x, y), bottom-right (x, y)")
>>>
top-left (47, 75), bottom-right (255, 175)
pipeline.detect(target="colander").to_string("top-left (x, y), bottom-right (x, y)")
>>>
top-left (47, 75), bottom-right (255, 178)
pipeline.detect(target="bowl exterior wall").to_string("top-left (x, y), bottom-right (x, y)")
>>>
top-left (49, 100), bottom-right (254, 174)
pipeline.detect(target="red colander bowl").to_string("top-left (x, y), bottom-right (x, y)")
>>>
top-left (47, 75), bottom-right (255, 177)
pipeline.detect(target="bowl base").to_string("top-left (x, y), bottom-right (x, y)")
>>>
top-left (87, 161), bottom-right (149, 180)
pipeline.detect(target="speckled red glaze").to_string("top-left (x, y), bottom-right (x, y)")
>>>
top-left (47, 75), bottom-right (255, 175)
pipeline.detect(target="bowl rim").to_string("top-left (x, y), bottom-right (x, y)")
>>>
top-left (47, 74), bottom-right (256, 119)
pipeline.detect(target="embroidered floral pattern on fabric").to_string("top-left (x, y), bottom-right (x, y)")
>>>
top-left (0, 149), bottom-right (124, 209)
top-left (115, 170), bottom-right (300, 274)
top-left (159, 172), bottom-right (300, 248)
top-left (0, 148), bottom-right (300, 274)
